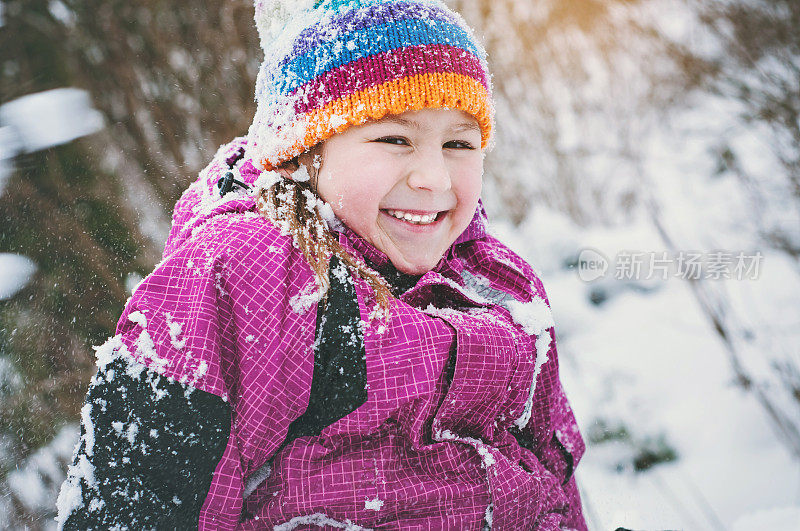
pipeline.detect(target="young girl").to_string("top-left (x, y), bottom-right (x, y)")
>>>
top-left (57, 1), bottom-right (586, 529)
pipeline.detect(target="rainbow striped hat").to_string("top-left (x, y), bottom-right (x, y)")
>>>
top-left (248, 0), bottom-right (494, 171)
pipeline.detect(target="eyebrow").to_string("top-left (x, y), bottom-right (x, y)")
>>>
top-left (451, 121), bottom-right (481, 133)
top-left (379, 116), bottom-right (480, 133)
top-left (380, 116), bottom-right (421, 130)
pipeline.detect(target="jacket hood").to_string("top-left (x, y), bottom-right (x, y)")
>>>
top-left (163, 137), bottom-right (490, 265)
top-left (163, 138), bottom-right (262, 259)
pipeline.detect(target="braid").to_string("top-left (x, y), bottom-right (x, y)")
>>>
top-left (256, 177), bottom-right (392, 315)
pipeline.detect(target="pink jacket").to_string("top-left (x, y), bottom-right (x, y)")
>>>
top-left (60, 138), bottom-right (586, 530)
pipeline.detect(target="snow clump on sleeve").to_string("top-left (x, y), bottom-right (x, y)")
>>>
top-left (507, 293), bottom-right (556, 429)
top-left (79, 404), bottom-right (95, 457)
top-left (364, 497), bottom-right (384, 511)
top-left (165, 312), bottom-right (186, 350)
top-left (505, 295), bottom-right (554, 337)
top-left (127, 310), bottom-right (147, 328)
top-left (290, 277), bottom-right (328, 315)
top-left (126, 310), bottom-right (171, 375)
top-left (272, 513), bottom-right (369, 531)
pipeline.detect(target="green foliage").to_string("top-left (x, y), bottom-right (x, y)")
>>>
top-left (588, 417), bottom-right (679, 473)
top-left (587, 417), bottom-right (632, 444)
top-left (632, 434), bottom-right (679, 472)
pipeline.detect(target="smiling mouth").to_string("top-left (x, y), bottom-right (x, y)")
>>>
top-left (384, 209), bottom-right (444, 226)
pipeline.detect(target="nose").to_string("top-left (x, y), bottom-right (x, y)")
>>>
top-left (406, 148), bottom-right (452, 193)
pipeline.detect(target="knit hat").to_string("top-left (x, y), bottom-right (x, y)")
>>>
top-left (248, 0), bottom-right (494, 171)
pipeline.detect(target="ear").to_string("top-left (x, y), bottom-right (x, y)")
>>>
top-left (276, 158), bottom-right (300, 180)
top-left (275, 166), bottom-right (294, 180)
top-left (298, 144), bottom-right (324, 171)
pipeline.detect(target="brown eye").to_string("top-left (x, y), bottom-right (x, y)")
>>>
top-left (444, 140), bottom-right (476, 150)
top-left (375, 136), bottom-right (410, 146)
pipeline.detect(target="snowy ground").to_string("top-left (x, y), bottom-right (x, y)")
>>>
top-left (494, 210), bottom-right (800, 531)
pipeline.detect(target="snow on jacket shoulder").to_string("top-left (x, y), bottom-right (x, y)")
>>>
top-left (57, 138), bottom-right (587, 530)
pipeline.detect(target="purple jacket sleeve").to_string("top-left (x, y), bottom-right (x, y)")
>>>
top-left (448, 236), bottom-right (588, 529)
top-left (57, 210), bottom-right (321, 529)
top-left (423, 295), bottom-right (586, 529)
top-left (56, 212), bottom-right (245, 528)
top-left (517, 335), bottom-right (587, 530)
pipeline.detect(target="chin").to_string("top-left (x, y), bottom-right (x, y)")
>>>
top-left (390, 253), bottom-right (442, 275)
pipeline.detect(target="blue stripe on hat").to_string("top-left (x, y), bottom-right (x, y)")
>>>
top-left (273, 16), bottom-right (481, 95)
top-left (282, 0), bottom-right (464, 68)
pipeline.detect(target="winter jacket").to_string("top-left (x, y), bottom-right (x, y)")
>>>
top-left (57, 138), bottom-right (587, 530)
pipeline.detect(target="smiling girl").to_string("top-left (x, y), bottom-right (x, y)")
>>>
top-left (57, 1), bottom-right (587, 529)
top-left (294, 109), bottom-right (483, 275)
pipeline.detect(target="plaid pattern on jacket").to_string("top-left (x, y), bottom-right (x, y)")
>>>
top-left (58, 138), bottom-right (586, 530)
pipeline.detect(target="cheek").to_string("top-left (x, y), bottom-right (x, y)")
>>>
top-left (318, 155), bottom-right (394, 214)
top-left (317, 174), bottom-right (344, 205)
top-left (341, 189), bottom-right (378, 217)
top-left (454, 163), bottom-right (483, 209)
top-left (317, 172), bottom-right (381, 225)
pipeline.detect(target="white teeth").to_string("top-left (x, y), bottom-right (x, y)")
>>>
top-left (387, 209), bottom-right (438, 225)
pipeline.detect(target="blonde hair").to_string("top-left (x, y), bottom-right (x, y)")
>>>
top-left (256, 160), bottom-right (392, 314)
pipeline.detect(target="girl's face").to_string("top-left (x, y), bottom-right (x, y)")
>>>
top-left (313, 108), bottom-right (484, 275)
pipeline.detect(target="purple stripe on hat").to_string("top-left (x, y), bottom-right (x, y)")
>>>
top-left (292, 43), bottom-right (488, 115)
top-left (282, 1), bottom-right (466, 68)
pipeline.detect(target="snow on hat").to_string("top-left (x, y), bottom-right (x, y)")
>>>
top-left (248, 0), bottom-right (494, 171)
